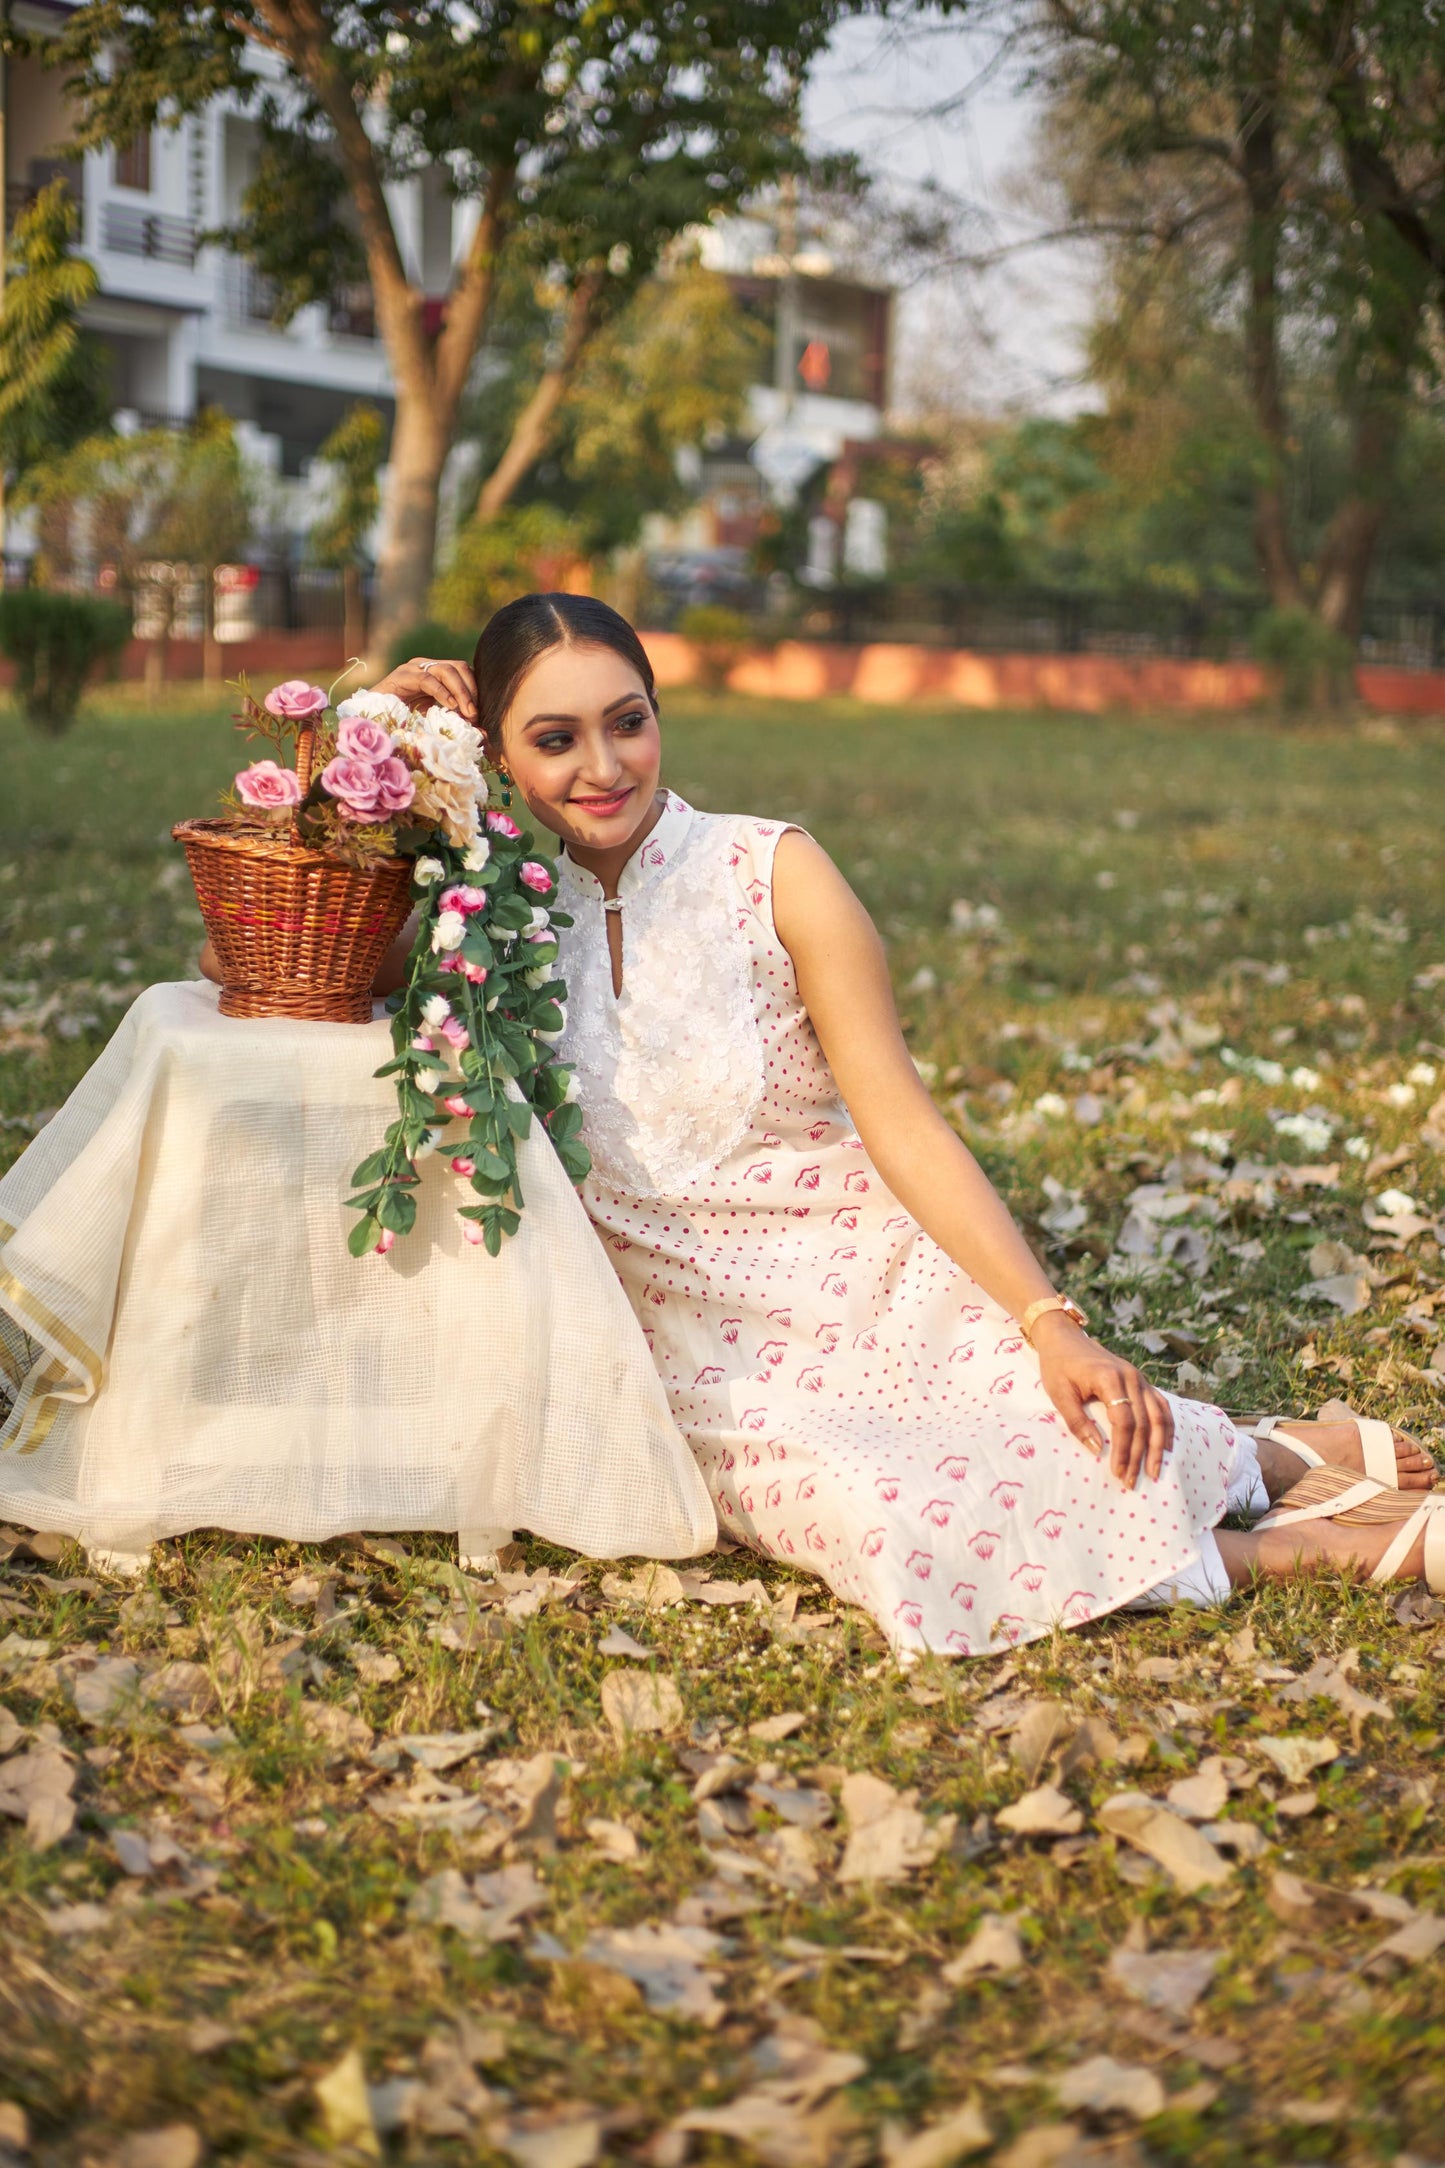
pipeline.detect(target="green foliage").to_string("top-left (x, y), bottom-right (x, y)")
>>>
top-left (217, 126), bottom-right (366, 325)
top-left (309, 403), bottom-right (386, 573)
top-left (22, 411), bottom-right (252, 602)
top-left (676, 603), bottom-right (751, 691)
top-left (383, 620), bottom-right (477, 676)
top-left (1252, 606), bottom-right (1357, 715)
top-left (0, 182), bottom-right (109, 483)
top-left (0, 589), bottom-right (131, 734)
top-left (430, 506), bottom-right (585, 632)
top-left (348, 832), bottom-right (585, 1258)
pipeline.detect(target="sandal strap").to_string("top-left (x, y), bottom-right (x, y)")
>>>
top-left (1372, 1503), bottom-right (1430, 1585)
top-left (1247, 1415), bottom-right (1324, 1470)
top-left (1354, 1417), bottom-right (1401, 1488)
top-left (1260, 1474), bottom-right (1382, 1529)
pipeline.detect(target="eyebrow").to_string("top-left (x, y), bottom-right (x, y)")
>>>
top-left (521, 693), bottom-right (644, 730)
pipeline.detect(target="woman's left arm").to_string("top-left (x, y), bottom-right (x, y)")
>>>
top-left (772, 830), bottom-right (1172, 1489)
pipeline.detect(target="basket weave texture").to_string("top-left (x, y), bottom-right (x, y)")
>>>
top-left (172, 724), bottom-right (412, 1024)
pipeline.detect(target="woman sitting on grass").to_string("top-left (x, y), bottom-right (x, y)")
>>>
top-left (368, 595), bottom-right (1443, 1654)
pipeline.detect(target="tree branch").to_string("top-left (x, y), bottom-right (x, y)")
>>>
top-left (432, 159), bottom-right (516, 419)
top-left (473, 269), bottom-right (609, 523)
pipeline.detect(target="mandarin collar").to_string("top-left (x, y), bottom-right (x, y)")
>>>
top-left (558, 790), bottom-right (693, 906)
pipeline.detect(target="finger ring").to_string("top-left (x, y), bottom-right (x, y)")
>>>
top-left (1106, 1395), bottom-right (1130, 1406)
top-left (417, 660), bottom-right (436, 672)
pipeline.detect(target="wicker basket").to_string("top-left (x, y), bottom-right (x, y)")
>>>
top-left (173, 723), bottom-right (413, 1024)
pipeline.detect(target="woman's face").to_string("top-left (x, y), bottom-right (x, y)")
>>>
top-left (496, 641), bottom-right (662, 855)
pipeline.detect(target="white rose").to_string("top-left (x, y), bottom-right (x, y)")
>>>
top-left (528, 906), bottom-right (551, 932)
top-left (413, 1125), bottom-right (450, 1159)
top-left (564, 1071), bottom-right (581, 1104)
top-left (422, 706), bottom-right (483, 759)
top-left (337, 690), bottom-right (411, 726)
top-left (524, 966), bottom-right (550, 989)
top-left (413, 855), bottom-right (445, 886)
top-left (416, 730), bottom-right (478, 787)
top-left (462, 838), bottom-right (491, 873)
top-left (431, 909), bottom-right (466, 953)
top-left (421, 994), bottom-right (452, 1027)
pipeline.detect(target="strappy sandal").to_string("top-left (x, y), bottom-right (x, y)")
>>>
top-left (1256, 1464), bottom-right (1445, 1592)
top-left (1246, 1411), bottom-right (1422, 1490)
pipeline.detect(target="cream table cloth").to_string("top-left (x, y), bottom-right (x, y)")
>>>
top-left (0, 981), bottom-right (716, 1559)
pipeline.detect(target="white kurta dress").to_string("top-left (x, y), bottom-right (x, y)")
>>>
top-left (557, 792), bottom-right (1240, 1656)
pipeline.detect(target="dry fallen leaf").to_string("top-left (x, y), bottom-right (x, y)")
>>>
top-left (1165, 1759), bottom-right (1231, 1822)
top-left (315, 2047), bottom-right (380, 2156)
top-left (1107, 1946), bottom-right (1220, 2020)
top-left (1254, 1736), bottom-right (1339, 1786)
top-left (674, 2020), bottom-right (866, 2167)
top-left (489, 2104), bottom-right (603, 2168)
top-left (1009, 1700), bottom-right (1076, 1784)
top-left (300, 1701), bottom-right (374, 1763)
top-left (884, 2101), bottom-right (993, 2168)
top-left (942, 1913), bottom-right (1025, 1985)
top-left (574, 1920), bottom-right (727, 2025)
top-left (409, 1862), bottom-right (547, 1942)
top-left (395, 1729), bottom-right (496, 1772)
top-left (749, 1711), bottom-right (808, 1743)
top-left (1364, 1910), bottom-right (1445, 1970)
top-left (108, 2129), bottom-right (205, 2168)
top-left (1097, 1794), bottom-right (1234, 1893)
top-left (996, 1785), bottom-right (1084, 1838)
top-left (600, 1670), bottom-right (684, 1740)
top-left (598, 1625), bottom-right (655, 1659)
top-left (1053, 2055), bottom-right (1166, 2121)
top-left (71, 1655), bottom-right (141, 1724)
top-left (586, 1816), bottom-right (641, 1863)
top-left (838, 1773), bottom-right (955, 1885)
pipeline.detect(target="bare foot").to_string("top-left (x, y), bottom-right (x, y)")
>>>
top-left (1217, 1509), bottom-right (1429, 1587)
top-left (1253, 1420), bottom-right (1438, 1500)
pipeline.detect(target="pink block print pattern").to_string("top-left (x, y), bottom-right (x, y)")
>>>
top-left (556, 793), bottom-right (1238, 1655)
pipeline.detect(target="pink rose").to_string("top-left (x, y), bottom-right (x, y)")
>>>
top-left (375, 1227), bottom-right (396, 1255)
top-left (440, 1094), bottom-right (471, 1117)
top-left (235, 759), bottom-right (302, 810)
top-left (370, 757), bottom-right (415, 813)
top-left (319, 754), bottom-right (383, 815)
top-left (439, 884), bottom-right (487, 914)
top-left (486, 810), bottom-right (521, 837)
top-left (337, 716), bottom-right (394, 763)
top-left (460, 1219), bottom-right (486, 1246)
top-left (264, 678), bottom-right (328, 721)
top-left (439, 957), bottom-right (487, 983)
top-left (519, 861), bottom-right (553, 894)
top-left (438, 1015), bottom-right (469, 1050)
top-left (450, 1156), bottom-right (476, 1176)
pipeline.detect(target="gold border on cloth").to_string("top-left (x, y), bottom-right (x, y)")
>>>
top-left (0, 1213), bottom-right (104, 1456)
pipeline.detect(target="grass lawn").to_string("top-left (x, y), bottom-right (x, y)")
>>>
top-left (2, 684), bottom-right (1444, 2165)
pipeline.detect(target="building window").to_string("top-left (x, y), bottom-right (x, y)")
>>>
top-left (115, 134), bottom-right (153, 192)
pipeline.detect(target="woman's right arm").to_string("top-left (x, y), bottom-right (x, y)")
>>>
top-left (369, 657), bottom-right (479, 722)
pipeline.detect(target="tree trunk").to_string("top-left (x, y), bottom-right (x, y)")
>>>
top-left (342, 562), bottom-right (364, 663)
top-left (370, 394), bottom-right (450, 662)
top-left (472, 271), bottom-right (607, 523)
top-left (1237, 7), bottom-right (1303, 610)
top-left (144, 638), bottom-right (164, 692)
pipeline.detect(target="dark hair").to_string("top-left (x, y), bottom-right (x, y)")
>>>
top-left (472, 592), bottom-right (658, 751)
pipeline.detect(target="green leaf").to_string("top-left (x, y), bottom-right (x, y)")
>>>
top-left (348, 1214), bottom-right (383, 1258)
top-left (505, 1100), bottom-right (534, 1140)
top-left (349, 1148), bottom-right (391, 1186)
top-left (375, 1187), bottom-right (417, 1235)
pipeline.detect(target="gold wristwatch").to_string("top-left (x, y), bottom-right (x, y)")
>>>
top-left (1018, 1294), bottom-right (1089, 1345)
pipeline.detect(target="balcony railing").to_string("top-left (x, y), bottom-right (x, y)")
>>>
top-left (103, 202), bottom-right (199, 267)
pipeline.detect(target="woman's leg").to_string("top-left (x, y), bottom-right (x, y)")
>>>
top-left (1251, 1417), bottom-right (1436, 1492)
top-left (1215, 1508), bottom-right (1431, 1587)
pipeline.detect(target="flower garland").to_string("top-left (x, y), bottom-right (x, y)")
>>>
top-left (230, 679), bottom-right (589, 1255)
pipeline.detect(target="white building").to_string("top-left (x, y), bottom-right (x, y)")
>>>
top-left (4, 3), bottom-right (459, 500)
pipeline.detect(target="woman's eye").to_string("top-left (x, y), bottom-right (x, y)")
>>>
top-left (615, 711), bottom-right (648, 733)
top-left (535, 732), bottom-right (573, 753)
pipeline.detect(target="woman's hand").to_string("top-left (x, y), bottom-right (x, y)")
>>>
top-left (1031, 1314), bottom-right (1174, 1489)
top-left (370, 656), bottom-right (479, 723)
